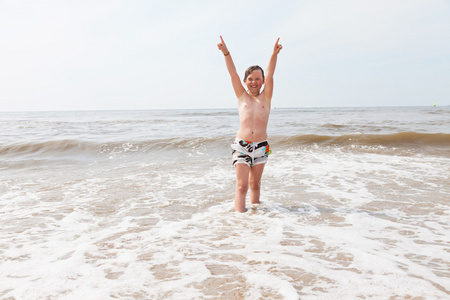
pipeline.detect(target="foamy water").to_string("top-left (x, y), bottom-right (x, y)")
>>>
top-left (1, 107), bottom-right (449, 299)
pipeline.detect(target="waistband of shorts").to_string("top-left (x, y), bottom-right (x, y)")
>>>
top-left (234, 138), bottom-right (269, 146)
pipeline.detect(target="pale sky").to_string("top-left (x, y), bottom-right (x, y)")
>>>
top-left (1, 0), bottom-right (449, 111)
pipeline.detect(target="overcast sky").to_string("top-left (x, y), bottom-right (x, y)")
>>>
top-left (1, 0), bottom-right (449, 111)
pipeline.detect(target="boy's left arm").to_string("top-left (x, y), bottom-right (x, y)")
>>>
top-left (264, 38), bottom-right (283, 102)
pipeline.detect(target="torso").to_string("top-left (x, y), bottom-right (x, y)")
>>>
top-left (236, 92), bottom-right (271, 142)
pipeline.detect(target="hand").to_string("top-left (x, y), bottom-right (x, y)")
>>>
top-left (217, 35), bottom-right (229, 55)
top-left (273, 38), bottom-right (282, 54)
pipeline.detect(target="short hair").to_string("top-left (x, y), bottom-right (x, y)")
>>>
top-left (244, 65), bottom-right (265, 81)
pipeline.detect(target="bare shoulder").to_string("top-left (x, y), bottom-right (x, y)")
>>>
top-left (238, 91), bottom-right (251, 103)
top-left (259, 88), bottom-right (273, 104)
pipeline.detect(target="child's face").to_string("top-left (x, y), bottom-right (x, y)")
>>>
top-left (244, 70), bottom-right (264, 95)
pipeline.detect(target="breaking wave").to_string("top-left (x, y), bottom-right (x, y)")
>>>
top-left (1, 132), bottom-right (449, 160)
top-left (276, 132), bottom-right (450, 147)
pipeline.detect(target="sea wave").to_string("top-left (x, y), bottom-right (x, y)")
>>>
top-left (274, 132), bottom-right (450, 147)
top-left (1, 132), bottom-right (449, 160)
top-left (0, 137), bottom-right (227, 160)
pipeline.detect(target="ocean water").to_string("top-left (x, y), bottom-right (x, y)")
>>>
top-left (1, 106), bottom-right (449, 299)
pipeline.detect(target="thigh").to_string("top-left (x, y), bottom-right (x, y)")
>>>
top-left (249, 163), bottom-right (265, 184)
top-left (235, 163), bottom-right (250, 184)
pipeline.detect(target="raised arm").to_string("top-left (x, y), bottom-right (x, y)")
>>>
top-left (263, 38), bottom-right (283, 101)
top-left (217, 36), bottom-right (246, 99)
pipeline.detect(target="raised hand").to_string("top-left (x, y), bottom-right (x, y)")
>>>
top-left (217, 35), bottom-right (230, 55)
top-left (273, 38), bottom-right (283, 54)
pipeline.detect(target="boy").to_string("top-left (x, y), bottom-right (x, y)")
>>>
top-left (217, 36), bottom-right (282, 212)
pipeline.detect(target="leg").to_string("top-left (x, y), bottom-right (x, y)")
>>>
top-left (249, 163), bottom-right (265, 204)
top-left (234, 163), bottom-right (250, 212)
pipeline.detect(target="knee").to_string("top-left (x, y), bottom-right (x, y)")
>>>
top-left (249, 179), bottom-right (261, 191)
top-left (236, 182), bottom-right (248, 194)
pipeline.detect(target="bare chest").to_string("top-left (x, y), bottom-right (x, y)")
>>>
top-left (239, 97), bottom-right (270, 119)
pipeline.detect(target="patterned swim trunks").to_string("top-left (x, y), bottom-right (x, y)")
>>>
top-left (231, 139), bottom-right (271, 167)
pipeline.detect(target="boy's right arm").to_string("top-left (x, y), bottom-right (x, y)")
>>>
top-left (218, 36), bottom-right (245, 99)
